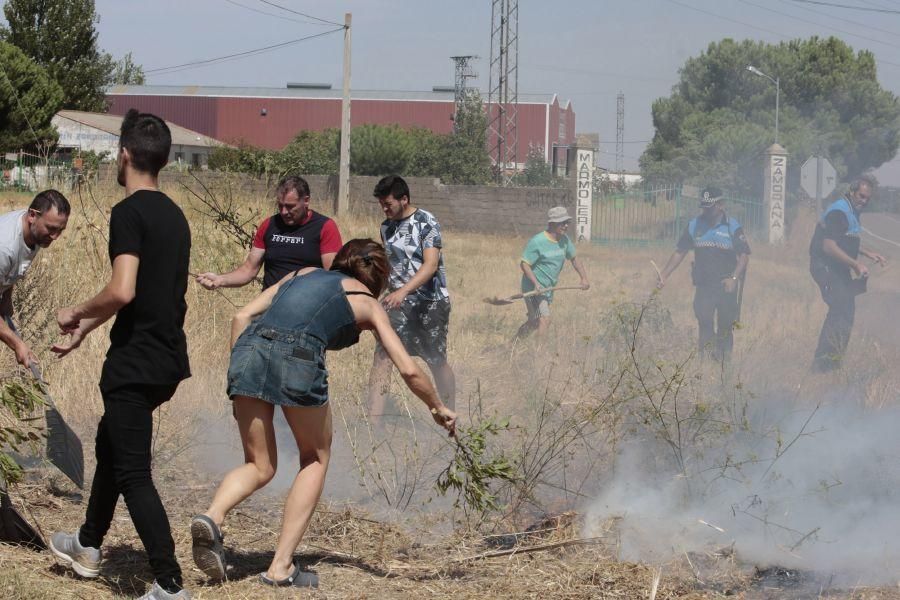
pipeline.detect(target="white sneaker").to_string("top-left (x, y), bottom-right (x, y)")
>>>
top-left (136, 581), bottom-right (192, 599)
top-left (49, 530), bottom-right (101, 578)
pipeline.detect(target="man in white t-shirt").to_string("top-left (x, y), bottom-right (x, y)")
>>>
top-left (0, 189), bottom-right (70, 366)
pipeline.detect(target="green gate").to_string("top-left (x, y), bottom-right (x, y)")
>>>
top-left (0, 152), bottom-right (72, 192)
top-left (591, 184), bottom-right (765, 246)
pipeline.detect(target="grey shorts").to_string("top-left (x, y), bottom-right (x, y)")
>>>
top-left (525, 294), bottom-right (551, 320)
top-left (227, 325), bottom-right (329, 407)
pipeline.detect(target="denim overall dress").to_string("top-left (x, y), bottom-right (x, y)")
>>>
top-left (226, 269), bottom-right (371, 407)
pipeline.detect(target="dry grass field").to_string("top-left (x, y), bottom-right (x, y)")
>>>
top-left (0, 177), bottom-right (899, 599)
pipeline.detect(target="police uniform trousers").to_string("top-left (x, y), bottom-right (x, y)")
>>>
top-left (693, 282), bottom-right (738, 362)
top-left (811, 262), bottom-right (856, 372)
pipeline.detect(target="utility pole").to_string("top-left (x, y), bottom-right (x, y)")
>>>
top-left (616, 92), bottom-right (624, 185)
top-left (451, 55), bottom-right (478, 132)
top-left (488, 0), bottom-right (519, 186)
top-left (338, 13), bottom-right (352, 214)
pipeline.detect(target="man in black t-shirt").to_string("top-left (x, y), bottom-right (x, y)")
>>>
top-left (657, 187), bottom-right (751, 362)
top-left (49, 110), bottom-right (192, 599)
top-left (809, 178), bottom-right (886, 372)
top-left (195, 175), bottom-right (342, 290)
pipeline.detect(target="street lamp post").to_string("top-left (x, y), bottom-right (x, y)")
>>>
top-left (746, 65), bottom-right (780, 145)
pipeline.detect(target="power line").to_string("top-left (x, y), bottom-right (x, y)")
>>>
top-left (788, 0), bottom-right (900, 14)
top-left (741, 0), bottom-right (900, 52)
top-left (782, 0), bottom-right (900, 40)
top-left (666, 0), bottom-right (900, 70)
top-left (256, 0), bottom-right (345, 27)
top-left (523, 64), bottom-right (673, 84)
top-left (223, 0), bottom-right (334, 25)
top-left (145, 27), bottom-right (344, 76)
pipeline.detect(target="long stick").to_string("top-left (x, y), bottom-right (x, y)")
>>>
top-left (451, 536), bottom-right (604, 562)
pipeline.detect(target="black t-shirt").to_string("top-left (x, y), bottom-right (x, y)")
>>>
top-left (809, 210), bottom-right (860, 274)
top-left (252, 211), bottom-right (343, 289)
top-left (100, 190), bottom-right (191, 393)
top-left (676, 215), bottom-right (751, 286)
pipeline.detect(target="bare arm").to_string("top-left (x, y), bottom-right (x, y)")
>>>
top-left (54, 254), bottom-right (139, 357)
top-left (382, 247), bottom-right (440, 309)
top-left (570, 256), bottom-right (590, 289)
top-left (228, 270), bottom-right (305, 347)
top-left (321, 252), bottom-right (337, 271)
top-left (0, 290), bottom-right (36, 367)
top-left (657, 249), bottom-right (689, 288)
top-left (60, 253), bottom-right (138, 326)
top-left (354, 294), bottom-right (455, 434)
top-left (859, 246), bottom-right (887, 267)
top-left (520, 261), bottom-right (543, 291)
top-left (197, 247), bottom-right (265, 290)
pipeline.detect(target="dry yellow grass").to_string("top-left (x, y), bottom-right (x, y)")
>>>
top-left (0, 178), bottom-right (898, 598)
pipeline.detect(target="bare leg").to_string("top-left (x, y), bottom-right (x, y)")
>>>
top-left (535, 316), bottom-right (551, 336)
top-left (366, 349), bottom-right (394, 418)
top-left (428, 360), bottom-right (456, 411)
top-left (266, 403), bottom-right (332, 581)
top-left (204, 396), bottom-right (277, 527)
top-left (515, 318), bottom-right (539, 340)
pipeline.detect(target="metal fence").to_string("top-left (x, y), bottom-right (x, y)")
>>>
top-left (0, 152), bottom-right (73, 192)
top-left (591, 183), bottom-right (765, 246)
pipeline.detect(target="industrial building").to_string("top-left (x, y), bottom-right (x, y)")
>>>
top-left (105, 84), bottom-right (575, 166)
top-left (52, 110), bottom-right (226, 168)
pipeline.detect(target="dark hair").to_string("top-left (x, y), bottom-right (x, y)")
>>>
top-left (330, 238), bottom-right (389, 297)
top-left (276, 175), bottom-right (310, 199)
top-left (850, 178), bottom-right (874, 193)
top-left (120, 109), bottom-right (171, 175)
top-left (30, 189), bottom-right (70, 216)
top-left (373, 175), bottom-right (410, 201)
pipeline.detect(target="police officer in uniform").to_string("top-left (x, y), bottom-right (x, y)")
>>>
top-left (657, 187), bottom-right (751, 362)
top-left (809, 178), bottom-right (886, 372)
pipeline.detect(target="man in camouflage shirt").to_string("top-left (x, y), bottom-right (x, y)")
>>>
top-left (367, 175), bottom-right (455, 417)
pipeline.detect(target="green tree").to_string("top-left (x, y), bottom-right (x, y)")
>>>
top-left (0, 41), bottom-right (63, 150)
top-left (111, 51), bottom-right (145, 85)
top-left (512, 145), bottom-right (565, 187)
top-left (641, 37), bottom-right (900, 194)
top-left (350, 124), bottom-right (411, 176)
top-left (279, 129), bottom-right (339, 175)
top-left (440, 91), bottom-right (491, 184)
top-left (1, 0), bottom-right (114, 111)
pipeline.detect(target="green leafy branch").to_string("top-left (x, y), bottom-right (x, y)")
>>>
top-left (436, 416), bottom-right (520, 515)
top-left (0, 374), bottom-right (46, 484)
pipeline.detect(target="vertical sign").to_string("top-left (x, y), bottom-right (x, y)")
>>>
top-left (764, 144), bottom-right (787, 244)
top-left (575, 149), bottom-right (594, 242)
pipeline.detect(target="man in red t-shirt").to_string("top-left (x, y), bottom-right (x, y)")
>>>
top-left (196, 176), bottom-right (343, 290)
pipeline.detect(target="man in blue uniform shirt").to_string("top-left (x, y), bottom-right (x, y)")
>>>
top-left (657, 187), bottom-right (751, 362)
top-left (809, 178), bottom-right (886, 372)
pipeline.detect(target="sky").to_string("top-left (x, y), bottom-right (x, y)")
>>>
top-left (87, 0), bottom-right (900, 185)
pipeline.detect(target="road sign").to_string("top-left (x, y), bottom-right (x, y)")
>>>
top-left (800, 155), bottom-right (837, 202)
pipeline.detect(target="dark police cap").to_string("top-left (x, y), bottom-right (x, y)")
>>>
top-left (699, 186), bottom-right (724, 208)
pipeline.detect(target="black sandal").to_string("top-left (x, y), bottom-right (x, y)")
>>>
top-left (190, 515), bottom-right (226, 581)
top-left (259, 561), bottom-right (319, 588)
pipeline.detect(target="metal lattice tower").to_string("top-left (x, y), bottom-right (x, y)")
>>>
top-left (616, 92), bottom-right (625, 183)
top-left (488, 0), bottom-right (519, 185)
top-left (451, 55), bottom-right (478, 132)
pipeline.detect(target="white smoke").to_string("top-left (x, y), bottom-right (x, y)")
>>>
top-left (585, 398), bottom-right (900, 584)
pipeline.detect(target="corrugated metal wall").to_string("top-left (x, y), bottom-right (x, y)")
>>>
top-left (106, 94), bottom-right (574, 159)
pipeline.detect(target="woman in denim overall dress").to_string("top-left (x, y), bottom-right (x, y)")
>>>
top-left (190, 239), bottom-right (456, 587)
